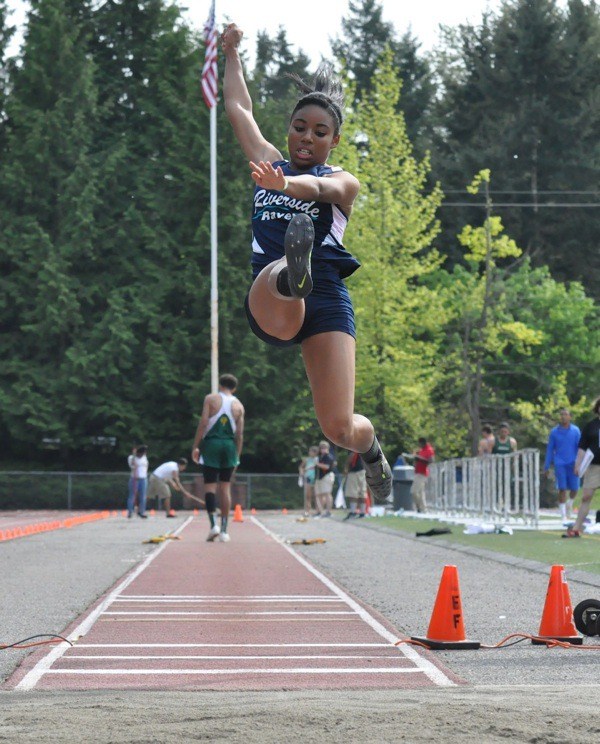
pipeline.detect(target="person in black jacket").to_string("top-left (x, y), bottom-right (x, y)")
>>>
top-left (563, 396), bottom-right (600, 538)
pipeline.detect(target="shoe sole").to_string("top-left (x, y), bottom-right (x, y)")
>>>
top-left (284, 213), bottom-right (314, 298)
top-left (206, 532), bottom-right (220, 542)
top-left (365, 455), bottom-right (393, 504)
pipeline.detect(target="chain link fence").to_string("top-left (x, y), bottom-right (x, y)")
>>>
top-left (0, 472), bottom-right (305, 511)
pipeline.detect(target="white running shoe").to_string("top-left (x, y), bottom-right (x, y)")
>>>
top-left (218, 532), bottom-right (231, 543)
top-left (206, 525), bottom-right (221, 542)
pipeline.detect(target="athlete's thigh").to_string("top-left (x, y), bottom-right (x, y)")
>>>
top-left (301, 331), bottom-right (355, 424)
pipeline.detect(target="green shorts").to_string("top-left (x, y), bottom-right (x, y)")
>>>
top-left (201, 438), bottom-right (238, 469)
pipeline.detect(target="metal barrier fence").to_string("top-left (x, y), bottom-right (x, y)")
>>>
top-left (425, 449), bottom-right (540, 526)
top-left (0, 471), bottom-right (305, 511)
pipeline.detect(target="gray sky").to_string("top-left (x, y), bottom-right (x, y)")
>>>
top-left (6, 0), bottom-right (505, 62)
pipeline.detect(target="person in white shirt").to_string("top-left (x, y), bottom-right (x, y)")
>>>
top-left (147, 458), bottom-right (189, 517)
top-left (127, 445), bottom-right (149, 519)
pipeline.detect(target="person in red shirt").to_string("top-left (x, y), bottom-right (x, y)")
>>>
top-left (407, 437), bottom-right (435, 512)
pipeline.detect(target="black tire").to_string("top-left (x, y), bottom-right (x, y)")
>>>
top-left (573, 599), bottom-right (600, 636)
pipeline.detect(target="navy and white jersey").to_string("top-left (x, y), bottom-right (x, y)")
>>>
top-left (251, 160), bottom-right (361, 279)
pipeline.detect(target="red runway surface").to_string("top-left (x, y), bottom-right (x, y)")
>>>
top-left (9, 516), bottom-right (460, 691)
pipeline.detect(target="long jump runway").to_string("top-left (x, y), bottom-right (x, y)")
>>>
top-left (9, 516), bottom-right (460, 691)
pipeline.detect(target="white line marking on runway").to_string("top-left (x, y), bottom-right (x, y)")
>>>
top-left (64, 654), bottom-right (405, 660)
top-left (76, 643), bottom-right (391, 648)
top-left (15, 517), bottom-right (193, 691)
top-left (115, 597), bottom-right (343, 604)
top-left (252, 517), bottom-right (456, 688)
top-left (101, 610), bottom-right (355, 616)
top-left (45, 667), bottom-right (424, 676)
top-left (117, 595), bottom-right (338, 600)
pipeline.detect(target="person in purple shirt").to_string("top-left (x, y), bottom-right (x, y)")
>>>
top-left (544, 408), bottom-right (581, 522)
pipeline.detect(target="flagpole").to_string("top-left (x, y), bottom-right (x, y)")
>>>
top-left (210, 102), bottom-right (218, 394)
top-left (203, 0), bottom-right (219, 394)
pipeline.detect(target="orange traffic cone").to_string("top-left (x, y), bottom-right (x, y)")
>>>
top-left (532, 565), bottom-right (582, 645)
top-left (282, 507), bottom-right (288, 515)
top-left (193, 508), bottom-right (199, 516)
top-left (233, 504), bottom-right (244, 522)
top-left (412, 565), bottom-right (480, 650)
top-left (150, 509), bottom-right (155, 516)
top-left (364, 491), bottom-right (371, 515)
top-left (251, 507), bottom-right (256, 515)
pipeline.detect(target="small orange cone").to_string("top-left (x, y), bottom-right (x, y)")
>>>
top-left (282, 507), bottom-right (288, 515)
top-left (233, 504), bottom-right (244, 522)
top-left (150, 509), bottom-right (155, 516)
top-left (193, 508), bottom-right (199, 516)
top-left (168, 509), bottom-right (176, 517)
top-left (412, 565), bottom-right (480, 649)
top-left (532, 565), bottom-right (582, 645)
top-left (251, 507), bottom-right (256, 515)
top-left (364, 491), bottom-right (371, 515)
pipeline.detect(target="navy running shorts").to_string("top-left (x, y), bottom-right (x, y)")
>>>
top-left (554, 463), bottom-right (580, 492)
top-left (244, 263), bottom-right (356, 348)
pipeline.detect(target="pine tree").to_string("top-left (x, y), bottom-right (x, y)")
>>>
top-left (332, 0), bottom-right (435, 153)
top-left (0, 0), bottom-right (15, 150)
top-left (0, 0), bottom-right (100, 459)
top-left (82, 0), bottom-right (216, 457)
top-left (432, 0), bottom-right (600, 296)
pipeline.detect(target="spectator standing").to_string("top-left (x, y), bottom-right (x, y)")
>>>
top-left (405, 438), bottom-right (435, 513)
top-left (563, 396), bottom-right (600, 538)
top-left (492, 423), bottom-right (517, 454)
top-left (191, 373), bottom-right (245, 543)
top-left (126, 446), bottom-right (136, 515)
top-left (544, 408), bottom-right (581, 522)
top-left (127, 445), bottom-right (148, 519)
top-left (147, 459), bottom-right (190, 517)
top-left (314, 441), bottom-right (335, 518)
top-left (478, 425), bottom-right (495, 456)
top-left (343, 451), bottom-right (367, 520)
top-left (299, 445), bottom-right (319, 517)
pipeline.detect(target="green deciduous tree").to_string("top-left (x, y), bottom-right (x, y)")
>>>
top-left (432, 170), bottom-right (600, 455)
top-left (336, 49), bottom-right (444, 456)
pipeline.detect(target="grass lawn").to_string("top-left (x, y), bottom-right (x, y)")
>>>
top-left (357, 514), bottom-right (600, 577)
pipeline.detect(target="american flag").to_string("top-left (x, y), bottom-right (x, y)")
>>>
top-left (202, 1), bottom-right (218, 108)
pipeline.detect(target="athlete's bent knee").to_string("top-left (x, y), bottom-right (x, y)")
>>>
top-left (319, 420), bottom-right (354, 449)
top-left (205, 492), bottom-right (216, 513)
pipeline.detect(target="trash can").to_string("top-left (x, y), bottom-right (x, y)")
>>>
top-left (393, 465), bottom-right (415, 511)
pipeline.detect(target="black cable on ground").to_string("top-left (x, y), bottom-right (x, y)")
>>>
top-left (0, 634), bottom-right (73, 650)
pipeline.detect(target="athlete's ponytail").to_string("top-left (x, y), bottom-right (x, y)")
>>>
top-left (287, 63), bottom-right (344, 134)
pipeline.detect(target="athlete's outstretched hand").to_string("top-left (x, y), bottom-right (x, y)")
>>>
top-left (250, 160), bottom-right (286, 191)
top-left (221, 23), bottom-right (243, 53)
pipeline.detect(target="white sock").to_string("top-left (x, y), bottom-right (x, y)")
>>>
top-left (559, 502), bottom-right (567, 519)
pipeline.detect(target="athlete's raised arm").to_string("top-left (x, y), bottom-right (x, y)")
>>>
top-left (221, 23), bottom-right (281, 165)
